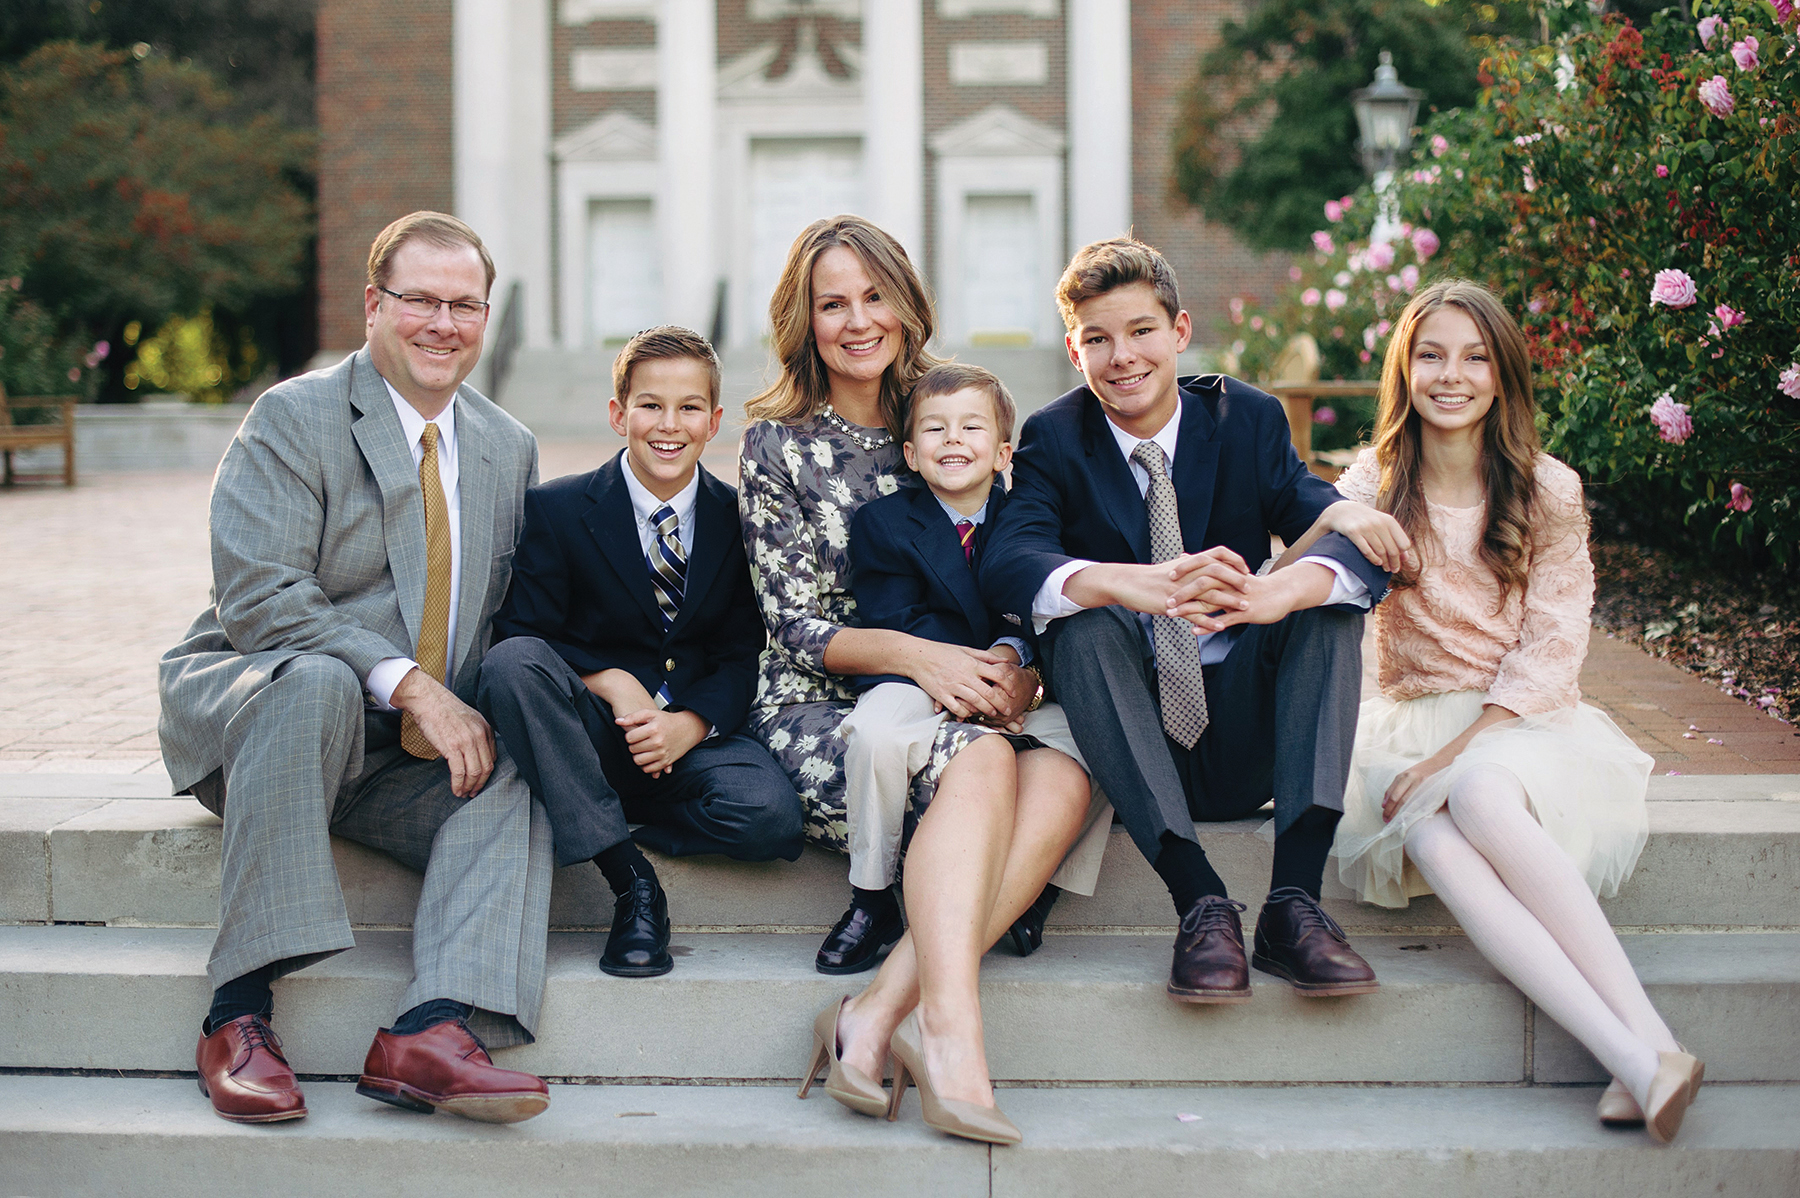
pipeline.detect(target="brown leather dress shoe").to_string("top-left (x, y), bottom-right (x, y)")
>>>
top-left (1167, 896), bottom-right (1252, 1003)
top-left (195, 1014), bottom-right (307, 1123)
top-left (357, 1019), bottom-right (550, 1124)
top-left (1251, 887), bottom-right (1379, 996)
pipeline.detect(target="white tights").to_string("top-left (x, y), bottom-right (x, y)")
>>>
top-left (1404, 765), bottom-right (1679, 1105)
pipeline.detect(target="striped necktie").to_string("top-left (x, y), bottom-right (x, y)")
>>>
top-left (1131, 439), bottom-right (1209, 750)
top-left (648, 503), bottom-right (686, 630)
top-left (400, 421), bottom-right (451, 760)
top-left (956, 519), bottom-right (976, 563)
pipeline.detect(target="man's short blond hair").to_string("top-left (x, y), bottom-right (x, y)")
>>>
top-left (1055, 237), bottom-right (1181, 330)
top-left (367, 211), bottom-right (497, 297)
top-left (611, 326), bottom-right (722, 409)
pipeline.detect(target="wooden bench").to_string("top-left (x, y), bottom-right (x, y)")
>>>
top-left (0, 385), bottom-right (77, 487)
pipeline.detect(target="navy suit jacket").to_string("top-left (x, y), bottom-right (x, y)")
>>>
top-left (849, 480), bottom-right (1027, 689)
top-left (492, 456), bottom-right (764, 737)
top-left (980, 374), bottom-right (1389, 643)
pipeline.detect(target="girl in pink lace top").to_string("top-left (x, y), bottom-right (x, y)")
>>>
top-left (1277, 280), bottom-right (1697, 1143)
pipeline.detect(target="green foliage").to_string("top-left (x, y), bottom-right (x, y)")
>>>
top-left (127, 308), bottom-right (264, 401)
top-left (1170, 0), bottom-right (1536, 252)
top-left (0, 41), bottom-right (313, 399)
top-left (0, 272), bottom-right (90, 398)
top-left (1226, 0), bottom-right (1800, 565)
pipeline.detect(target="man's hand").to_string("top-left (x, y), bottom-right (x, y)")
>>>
top-left (616, 708), bottom-right (709, 777)
top-left (1064, 548), bottom-right (1255, 632)
top-left (1194, 561), bottom-right (1337, 630)
top-left (389, 667), bottom-right (496, 797)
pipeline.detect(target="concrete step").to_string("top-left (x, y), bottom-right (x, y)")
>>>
top-left (3, 927), bottom-right (1795, 1085)
top-left (2, 1076), bottom-right (1795, 1197)
top-left (6, 775), bottom-right (1797, 934)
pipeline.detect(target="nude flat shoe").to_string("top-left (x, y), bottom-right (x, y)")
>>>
top-left (1643, 1050), bottom-right (1703, 1144)
top-left (885, 1012), bottom-right (1022, 1146)
top-left (798, 997), bottom-right (888, 1117)
top-left (1604, 1043), bottom-right (1705, 1127)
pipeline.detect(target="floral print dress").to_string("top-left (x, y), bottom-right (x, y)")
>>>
top-left (738, 415), bottom-right (989, 851)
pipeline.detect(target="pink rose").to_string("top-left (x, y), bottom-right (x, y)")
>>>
top-left (1726, 482), bottom-right (1753, 512)
top-left (1250, 316), bottom-right (1264, 331)
top-left (1650, 393), bottom-right (1693, 444)
top-left (1325, 289), bottom-right (1348, 312)
top-left (1777, 363), bottom-right (1800, 399)
top-left (1289, 266), bottom-right (1304, 282)
top-left (1698, 75), bottom-right (1734, 117)
top-left (1358, 350), bottom-right (1373, 363)
top-left (1430, 134), bottom-right (1449, 158)
top-left (1301, 288), bottom-right (1322, 307)
top-left (1713, 303), bottom-right (1746, 329)
top-left (1400, 264), bottom-right (1420, 291)
top-left (1363, 326), bottom-right (1379, 351)
top-left (1770, 0), bottom-right (1795, 24)
top-left (1376, 319), bottom-right (1392, 336)
top-left (1731, 37), bottom-right (1759, 69)
top-left (1411, 228), bottom-right (1440, 261)
top-left (1339, 195), bottom-right (1356, 211)
top-left (68, 367), bottom-right (82, 382)
top-left (1655, 164), bottom-right (1670, 177)
top-left (1649, 268), bottom-right (1698, 309)
top-left (1314, 407), bottom-right (1338, 426)
top-left (1324, 199), bottom-right (1344, 223)
top-left (1697, 15), bottom-right (1722, 45)
top-left (1387, 274), bottom-right (1403, 292)
top-left (1230, 297), bottom-right (1245, 324)
top-left (1311, 231), bottom-right (1336, 255)
top-left (1364, 241), bottom-right (1396, 271)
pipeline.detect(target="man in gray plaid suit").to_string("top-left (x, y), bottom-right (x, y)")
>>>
top-left (160, 212), bottom-right (554, 1125)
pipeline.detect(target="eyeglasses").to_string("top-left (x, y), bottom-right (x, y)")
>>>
top-left (377, 286), bottom-right (490, 323)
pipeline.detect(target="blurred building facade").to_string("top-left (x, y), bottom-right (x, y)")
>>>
top-left (315, 0), bottom-right (1287, 367)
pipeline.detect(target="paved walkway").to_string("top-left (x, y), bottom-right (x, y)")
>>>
top-left (2, 456), bottom-right (1792, 783)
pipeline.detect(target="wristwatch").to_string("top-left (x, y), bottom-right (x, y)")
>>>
top-left (1021, 665), bottom-right (1045, 713)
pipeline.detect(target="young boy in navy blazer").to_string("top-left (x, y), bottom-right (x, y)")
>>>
top-left (834, 363), bottom-right (1108, 968)
top-left (981, 239), bottom-right (1395, 1005)
top-left (479, 327), bottom-right (802, 980)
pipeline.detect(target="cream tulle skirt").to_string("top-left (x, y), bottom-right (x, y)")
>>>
top-left (1334, 691), bottom-right (1654, 909)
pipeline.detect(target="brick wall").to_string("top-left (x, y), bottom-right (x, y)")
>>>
top-left (316, 0), bottom-right (457, 352)
top-left (1131, 0), bottom-right (1292, 352)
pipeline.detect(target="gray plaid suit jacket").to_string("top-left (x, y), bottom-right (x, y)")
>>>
top-left (159, 347), bottom-right (537, 793)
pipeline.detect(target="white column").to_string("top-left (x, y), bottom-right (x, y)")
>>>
top-left (1066, 0), bottom-right (1131, 249)
top-left (657, 0), bottom-right (718, 331)
top-left (862, 0), bottom-right (924, 264)
top-left (454, 0), bottom-right (553, 351)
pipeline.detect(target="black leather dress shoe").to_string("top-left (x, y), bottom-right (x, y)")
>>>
top-left (1167, 895), bottom-right (1252, 1003)
top-left (1252, 886), bottom-right (1379, 996)
top-left (1006, 885), bottom-right (1059, 957)
top-left (815, 893), bottom-right (903, 975)
top-left (600, 876), bottom-right (673, 977)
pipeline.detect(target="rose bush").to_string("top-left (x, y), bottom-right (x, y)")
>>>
top-left (1225, 0), bottom-right (1800, 564)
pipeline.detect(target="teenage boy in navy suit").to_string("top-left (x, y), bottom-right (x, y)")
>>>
top-left (835, 363), bottom-right (1107, 969)
top-left (981, 239), bottom-right (1398, 1004)
top-left (480, 326), bottom-right (803, 979)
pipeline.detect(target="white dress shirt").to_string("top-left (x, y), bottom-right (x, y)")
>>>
top-left (932, 493), bottom-right (1031, 665)
top-left (365, 382), bottom-right (463, 709)
top-left (1028, 398), bottom-right (1369, 665)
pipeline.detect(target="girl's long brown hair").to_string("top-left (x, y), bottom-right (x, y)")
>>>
top-left (743, 215), bottom-right (941, 436)
top-left (1373, 279), bottom-right (1542, 601)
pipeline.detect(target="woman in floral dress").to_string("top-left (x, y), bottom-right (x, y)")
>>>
top-left (741, 215), bottom-right (1090, 1143)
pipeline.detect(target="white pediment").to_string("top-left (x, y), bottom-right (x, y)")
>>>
top-left (553, 111), bottom-right (657, 162)
top-left (718, 23), bottom-right (860, 102)
top-left (929, 104), bottom-right (1065, 157)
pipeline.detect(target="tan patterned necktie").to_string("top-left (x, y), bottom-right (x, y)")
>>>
top-left (1130, 440), bottom-right (1209, 750)
top-left (400, 421), bottom-right (451, 759)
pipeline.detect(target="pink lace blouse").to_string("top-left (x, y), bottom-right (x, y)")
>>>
top-left (1334, 449), bottom-right (1593, 716)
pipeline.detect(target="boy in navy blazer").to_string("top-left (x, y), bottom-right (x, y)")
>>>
top-left (834, 364), bottom-right (1108, 969)
top-left (981, 239), bottom-right (1396, 1004)
top-left (479, 327), bottom-right (802, 980)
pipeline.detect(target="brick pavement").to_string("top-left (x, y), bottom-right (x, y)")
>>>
top-left (2, 455), bottom-right (1792, 781)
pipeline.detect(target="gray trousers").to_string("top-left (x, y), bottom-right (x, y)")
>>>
top-left (192, 654), bottom-right (554, 1048)
top-left (1047, 604), bottom-right (1364, 864)
top-left (477, 636), bottom-right (804, 868)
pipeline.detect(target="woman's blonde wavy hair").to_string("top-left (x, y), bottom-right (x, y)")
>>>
top-left (1373, 278), bottom-right (1542, 602)
top-left (744, 215), bottom-right (941, 436)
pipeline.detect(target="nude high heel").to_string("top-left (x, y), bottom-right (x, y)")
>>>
top-left (798, 997), bottom-right (887, 1117)
top-left (884, 1011), bottom-right (1021, 1146)
top-left (1643, 1050), bottom-right (1703, 1144)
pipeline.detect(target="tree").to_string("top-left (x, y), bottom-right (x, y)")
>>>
top-left (0, 42), bottom-right (313, 398)
top-left (1170, 0), bottom-right (1536, 253)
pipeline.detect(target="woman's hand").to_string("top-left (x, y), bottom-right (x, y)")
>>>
top-left (906, 641), bottom-right (1013, 721)
top-left (1382, 750), bottom-right (1455, 822)
top-left (1317, 500), bottom-right (1414, 574)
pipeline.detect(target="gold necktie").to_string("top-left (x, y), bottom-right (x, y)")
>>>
top-left (400, 421), bottom-right (452, 759)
